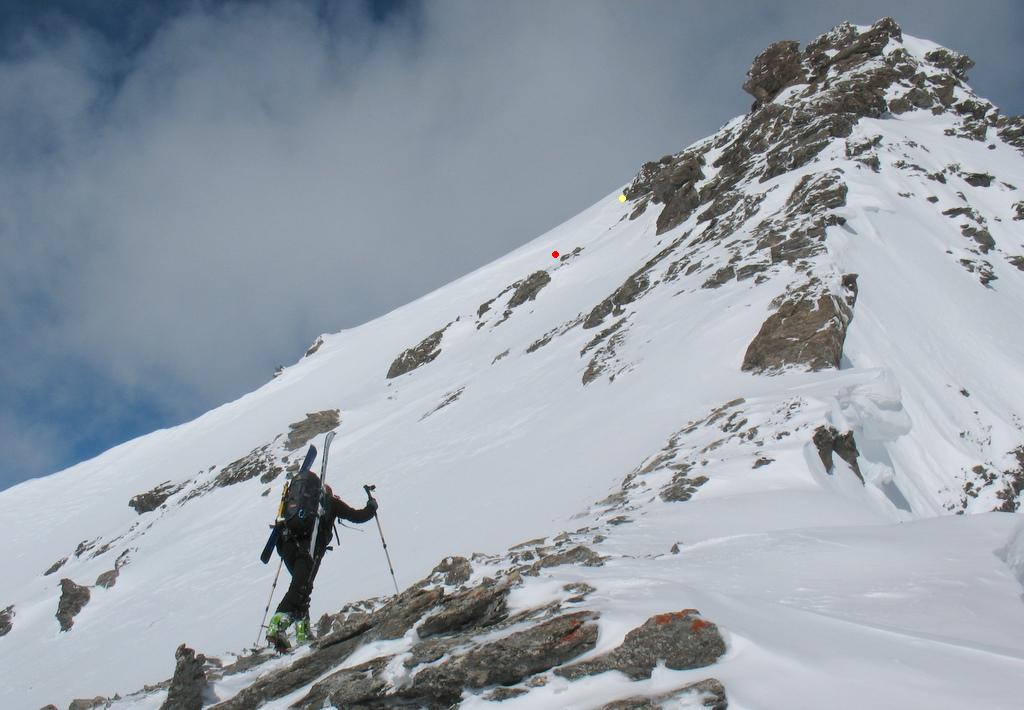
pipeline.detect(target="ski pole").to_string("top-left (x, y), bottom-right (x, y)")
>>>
top-left (256, 557), bottom-right (284, 646)
top-left (364, 484), bottom-right (400, 596)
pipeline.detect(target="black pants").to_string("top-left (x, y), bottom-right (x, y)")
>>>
top-left (275, 532), bottom-right (324, 619)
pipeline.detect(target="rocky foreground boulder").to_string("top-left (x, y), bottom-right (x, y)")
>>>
top-left (599, 678), bottom-right (728, 710)
top-left (406, 610), bottom-right (600, 706)
top-left (556, 610), bottom-right (726, 681)
top-left (166, 537), bottom-right (731, 709)
top-left (160, 645), bottom-right (209, 710)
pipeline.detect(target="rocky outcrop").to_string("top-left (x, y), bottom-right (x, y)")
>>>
top-left (753, 170), bottom-right (847, 267)
top-left (417, 580), bottom-right (510, 637)
top-left (956, 448), bottom-right (1024, 513)
top-left (526, 315), bottom-right (586, 354)
top-left (73, 538), bottom-right (100, 558)
top-left (742, 276), bottom-right (857, 373)
top-left (924, 48), bottom-right (974, 79)
top-left (96, 550), bottom-right (131, 589)
top-left (960, 224), bottom-right (995, 253)
top-left (129, 481), bottom-right (186, 514)
top-left (217, 652), bottom-right (277, 678)
top-left (528, 545), bottom-right (604, 574)
top-left (428, 555), bottom-right (473, 587)
top-left (806, 18), bottom-right (902, 74)
top-left (478, 270), bottom-right (554, 328)
top-left (67, 698), bottom-right (111, 710)
top-left (160, 644), bottom-right (209, 710)
top-left (578, 313), bottom-right (633, 385)
top-left (996, 114), bottom-right (1024, 154)
top-left (303, 335), bottom-right (324, 358)
top-left (958, 257), bottom-right (997, 287)
top-left (214, 444), bottom-right (282, 488)
top-left (152, 524), bottom-right (731, 710)
top-left (660, 473), bottom-right (709, 502)
top-left (813, 426), bottom-right (863, 482)
top-left (211, 588), bottom-right (443, 709)
top-left (994, 447), bottom-right (1024, 512)
top-left (599, 678), bottom-right (728, 710)
top-left (0, 604), bottom-right (13, 637)
top-left (962, 172), bottom-right (993, 187)
top-left (56, 578), bottom-right (90, 631)
top-left (408, 611), bottom-right (600, 706)
top-left (621, 15), bottom-right (989, 262)
top-left (584, 273), bottom-right (650, 329)
top-left (44, 556), bottom-right (68, 576)
top-left (556, 610), bottom-right (726, 681)
top-left (373, 587), bottom-right (446, 641)
top-left (619, 400), bottom-right (751, 515)
top-left (95, 570), bottom-right (119, 589)
top-left (477, 285), bottom-right (514, 317)
top-left (507, 270), bottom-right (552, 309)
top-left (210, 623), bottom-right (370, 709)
top-left (283, 409), bottom-right (340, 451)
top-left (386, 326), bottom-right (447, 379)
top-left (623, 150), bottom-right (707, 235)
top-left (743, 40), bottom-right (807, 107)
top-left (420, 387), bottom-right (465, 421)
top-left (208, 561), bottom-right (616, 710)
top-left (581, 326), bottom-right (630, 385)
top-left (292, 656), bottom-right (390, 710)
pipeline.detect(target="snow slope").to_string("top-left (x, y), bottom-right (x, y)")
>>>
top-left (1, 18), bottom-right (1023, 710)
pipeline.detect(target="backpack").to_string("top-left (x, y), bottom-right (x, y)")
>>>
top-left (282, 469), bottom-right (324, 536)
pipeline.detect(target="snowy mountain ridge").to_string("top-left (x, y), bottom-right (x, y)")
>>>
top-left (2, 17), bottom-right (1024, 710)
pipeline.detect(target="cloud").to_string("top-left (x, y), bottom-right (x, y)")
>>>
top-left (1, 0), bottom-right (1022, 488)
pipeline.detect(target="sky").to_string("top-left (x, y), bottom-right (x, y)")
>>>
top-left (1, 0), bottom-right (1022, 492)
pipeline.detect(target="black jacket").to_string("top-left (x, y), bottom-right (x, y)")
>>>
top-left (291, 486), bottom-right (375, 555)
top-left (323, 488), bottom-right (376, 525)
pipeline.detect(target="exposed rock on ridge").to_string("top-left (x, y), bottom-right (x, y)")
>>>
top-left (214, 444), bottom-right (282, 488)
top-left (556, 610), bottom-right (725, 681)
top-left (813, 426), bottom-right (864, 482)
top-left (387, 326), bottom-right (448, 378)
top-left (0, 605), bottom-right (13, 637)
top-left (742, 274), bottom-right (858, 373)
top-left (129, 481), bottom-right (187, 514)
top-left (598, 678), bottom-right (728, 710)
top-left (284, 409), bottom-right (340, 451)
top-left (624, 19), bottom-right (906, 238)
top-left (56, 578), bottom-right (90, 631)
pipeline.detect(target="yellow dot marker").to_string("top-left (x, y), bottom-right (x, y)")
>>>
top-left (618, 193), bottom-right (627, 203)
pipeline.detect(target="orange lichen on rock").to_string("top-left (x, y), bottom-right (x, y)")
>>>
top-left (654, 609), bottom-right (699, 625)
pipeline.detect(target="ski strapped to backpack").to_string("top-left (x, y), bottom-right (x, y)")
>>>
top-left (308, 431), bottom-right (337, 561)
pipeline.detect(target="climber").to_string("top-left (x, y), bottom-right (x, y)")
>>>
top-left (265, 470), bottom-right (377, 650)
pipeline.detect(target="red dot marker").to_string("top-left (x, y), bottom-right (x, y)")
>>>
top-left (551, 250), bottom-right (560, 259)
